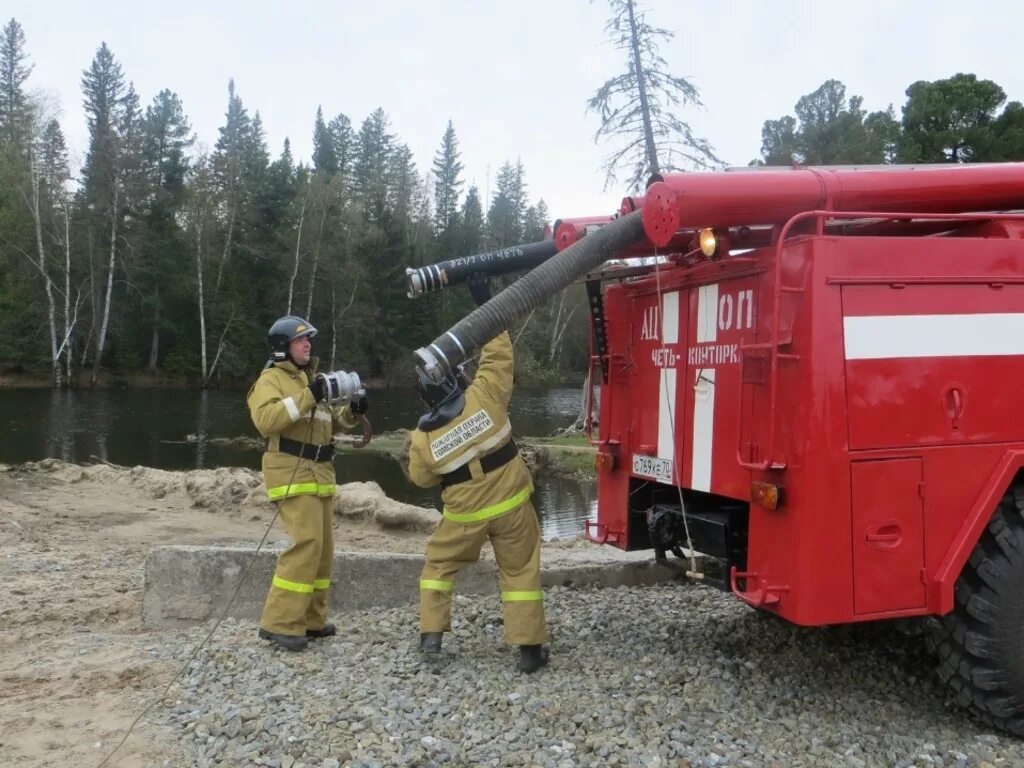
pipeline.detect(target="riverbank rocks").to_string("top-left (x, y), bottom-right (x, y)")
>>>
top-left (334, 481), bottom-right (440, 532)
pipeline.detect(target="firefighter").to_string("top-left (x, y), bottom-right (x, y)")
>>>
top-left (247, 315), bottom-right (369, 651)
top-left (407, 277), bottom-right (549, 673)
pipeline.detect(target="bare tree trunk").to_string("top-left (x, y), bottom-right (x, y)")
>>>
top-left (92, 182), bottom-right (119, 385)
top-left (64, 202), bottom-right (73, 385)
top-left (331, 278), bottom-right (360, 370)
top-left (207, 307), bottom-right (235, 382)
top-left (552, 307), bottom-right (578, 362)
top-left (81, 228), bottom-right (96, 368)
top-left (626, 0), bottom-right (660, 176)
top-left (548, 290), bottom-right (568, 363)
top-left (213, 204), bottom-right (235, 305)
top-left (28, 158), bottom-right (61, 387)
top-left (147, 286), bottom-right (160, 372)
top-left (287, 197), bottom-right (306, 315)
top-left (56, 286), bottom-right (83, 379)
top-left (305, 204), bottom-right (327, 320)
top-left (330, 284), bottom-right (337, 369)
top-left (195, 221), bottom-right (208, 386)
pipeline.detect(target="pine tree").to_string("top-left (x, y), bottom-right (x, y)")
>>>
top-left (37, 118), bottom-right (68, 195)
top-left (80, 42), bottom-right (126, 212)
top-left (142, 89), bottom-right (192, 198)
top-left (459, 184), bottom-right (484, 255)
top-left (353, 108), bottom-right (393, 221)
top-left (118, 82), bottom-right (147, 210)
top-left (328, 112), bottom-right (354, 195)
top-left (587, 0), bottom-right (720, 190)
top-left (486, 160), bottom-right (527, 247)
top-left (136, 89), bottom-right (193, 371)
top-left (211, 78), bottom-right (253, 300)
top-left (523, 200), bottom-right (549, 242)
top-left (312, 106), bottom-right (338, 175)
top-left (756, 80), bottom-right (902, 166)
top-left (0, 18), bottom-right (33, 148)
top-left (390, 142), bottom-right (418, 224)
top-left (80, 43), bottom-right (129, 379)
top-left (432, 119), bottom-right (464, 235)
top-left (899, 74), bottom-right (1008, 163)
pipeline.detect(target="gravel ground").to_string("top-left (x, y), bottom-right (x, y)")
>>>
top-left (147, 584), bottom-right (1024, 768)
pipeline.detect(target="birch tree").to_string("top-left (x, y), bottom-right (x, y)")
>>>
top-left (186, 154), bottom-right (216, 384)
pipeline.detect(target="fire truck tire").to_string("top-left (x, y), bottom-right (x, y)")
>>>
top-left (930, 485), bottom-right (1024, 735)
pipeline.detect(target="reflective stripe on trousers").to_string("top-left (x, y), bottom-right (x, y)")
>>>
top-left (420, 579), bottom-right (454, 592)
top-left (502, 590), bottom-right (542, 602)
top-left (272, 576), bottom-right (331, 593)
top-left (266, 482), bottom-right (336, 501)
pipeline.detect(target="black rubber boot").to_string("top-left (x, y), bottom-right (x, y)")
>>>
top-left (517, 644), bottom-right (549, 673)
top-left (419, 632), bottom-right (443, 654)
top-left (306, 623), bottom-right (336, 639)
top-left (258, 628), bottom-right (308, 652)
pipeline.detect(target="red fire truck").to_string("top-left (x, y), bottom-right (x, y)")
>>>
top-left (577, 163), bottom-right (1024, 734)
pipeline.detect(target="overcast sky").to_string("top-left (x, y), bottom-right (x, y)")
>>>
top-left (8, 1), bottom-right (1024, 221)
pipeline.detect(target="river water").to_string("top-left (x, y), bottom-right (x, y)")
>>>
top-left (0, 387), bottom-right (596, 539)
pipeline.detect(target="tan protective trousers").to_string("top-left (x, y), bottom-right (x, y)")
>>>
top-left (260, 493), bottom-right (333, 636)
top-left (419, 500), bottom-right (547, 646)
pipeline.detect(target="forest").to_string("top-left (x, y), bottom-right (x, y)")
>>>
top-left (2, 13), bottom-right (1024, 387)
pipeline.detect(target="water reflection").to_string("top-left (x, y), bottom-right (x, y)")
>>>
top-left (0, 386), bottom-right (595, 539)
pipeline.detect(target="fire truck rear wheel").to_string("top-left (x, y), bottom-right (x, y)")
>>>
top-left (930, 484), bottom-right (1024, 735)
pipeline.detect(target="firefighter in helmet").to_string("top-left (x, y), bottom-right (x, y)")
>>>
top-left (247, 315), bottom-right (369, 651)
top-left (407, 277), bottom-right (549, 673)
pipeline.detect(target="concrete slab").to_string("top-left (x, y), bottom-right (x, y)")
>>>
top-left (142, 544), bottom-right (693, 629)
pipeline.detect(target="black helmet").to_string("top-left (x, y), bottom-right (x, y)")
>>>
top-left (418, 370), bottom-right (462, 410)
top-left (268, 315), bottom-right (317, 362)
top-left (416, 369), bottom-right (466, 431)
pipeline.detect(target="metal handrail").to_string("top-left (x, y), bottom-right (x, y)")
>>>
top-left (735, 209), bottom-right (1024, 472)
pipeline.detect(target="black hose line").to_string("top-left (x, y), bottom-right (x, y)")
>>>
top-left (406, 240), bottom-right (559, 298)
top-left (413, 210), bottom-right (646, 382)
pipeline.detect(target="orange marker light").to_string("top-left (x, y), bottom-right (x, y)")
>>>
top-left (751, 481), bottom-right (781, 510)
top-left (595, 452), bottom-right (616, 473)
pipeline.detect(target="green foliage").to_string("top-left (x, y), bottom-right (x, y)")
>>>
top-left (312, 106), bottom-right (337, 174)
top-left (486, 160), bottom-right (527, 247)
top-left (0, 18), bottom-right (33, 148)
top-left (757, 75), bottom-right (1024, 167)
top-left (49, 21), bottom-right (1024, 393)
top-left (757, 79), bottom-right (899, 166)
top-left (899, 73), bottom-right (1010, 162)
top-left (432, 120), bottom-right (464, 236)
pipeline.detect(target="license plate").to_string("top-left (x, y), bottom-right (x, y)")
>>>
top-left (632, 454), bottom-right (674, 484)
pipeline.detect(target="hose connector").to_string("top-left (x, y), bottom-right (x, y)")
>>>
top-left (315, 369), bottom-right (364, 405)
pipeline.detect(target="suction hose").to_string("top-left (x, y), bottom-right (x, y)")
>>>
top-left (413, 209), bottom-right (645, 383)
top-left (406, 240), bottom-right (558, 298)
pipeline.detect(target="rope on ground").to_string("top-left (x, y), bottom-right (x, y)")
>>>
top-left (652, 250), bottom-right (703, 581)
top-left (96, 406), bottom-right (318, 767)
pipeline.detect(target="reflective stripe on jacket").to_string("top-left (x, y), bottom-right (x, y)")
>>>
top-left (247, 357), bottom-right (358, 500)
top-left (407, 332), bottom-right (533, 521)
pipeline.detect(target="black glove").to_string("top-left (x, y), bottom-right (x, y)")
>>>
top-left (308, 375), bottom-right (327, 403)
top-left (350, 394), bottom-right (369, 415)
top-left (467, 273), bottom-right (492, 307)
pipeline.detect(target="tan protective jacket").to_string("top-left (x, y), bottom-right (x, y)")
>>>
top-left (247, 358), bottom-right (359, 500)
top-left (408, 332), bottom-right (533, 522)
